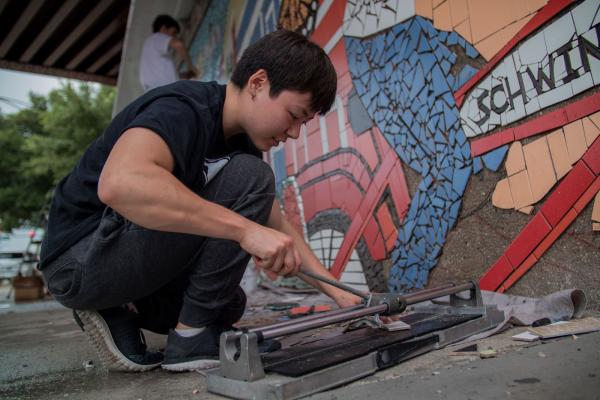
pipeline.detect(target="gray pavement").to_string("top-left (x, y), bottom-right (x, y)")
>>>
top-left (1, 283), bottom-right (599, 400)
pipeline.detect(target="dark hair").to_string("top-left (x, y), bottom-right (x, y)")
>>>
top-left (231, 29), bottom-right (337, 115)
top-left (152, 15), bottom-right (180, 33)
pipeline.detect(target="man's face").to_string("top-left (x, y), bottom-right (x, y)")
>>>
top-left (160, 26), bottom-right (179, 37)
top-left (245, 83), bottom-right (315, 152)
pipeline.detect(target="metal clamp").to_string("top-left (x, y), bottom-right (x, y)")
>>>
top-left (367, 293), bottom-right (407, 315)
top-left (219, 331), bottom-right (265, 382)
top-left (449, 281), bottom-right (482, 307)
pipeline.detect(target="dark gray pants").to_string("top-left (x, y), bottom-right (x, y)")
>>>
top-left (42, 154), bottom-right (275, 332)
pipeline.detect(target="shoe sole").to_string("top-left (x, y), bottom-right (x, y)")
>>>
top-left (161, 359), bottom-right (220, 372)
top-left (75, 310), bottom-right (162, 372)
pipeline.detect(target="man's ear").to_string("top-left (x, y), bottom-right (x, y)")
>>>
top-left (247, 69), bottom-right (269, 96)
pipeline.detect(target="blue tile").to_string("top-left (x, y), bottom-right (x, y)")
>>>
top-left (447, 31), bottom-right (459, 46)
top-left (452, 165), bottom-right (471, 195)
top-left (482, 145), bottom-right (508, 171)
top-left (466, 43), bottom-right (479, 59)
top-left (473, 156), bottom-right (483, 174)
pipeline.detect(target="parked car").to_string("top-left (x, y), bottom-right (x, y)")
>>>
top-left (0, 227), bottom-right (43, 282)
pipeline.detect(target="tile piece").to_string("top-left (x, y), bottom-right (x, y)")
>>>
top-left (502, 253), bottom-right (539, 290)
top-left (475, 17), bottom-right (530, 60)
top-left (492, 179), bottom-right (514, 209)
top-left (582, 135), bottom-right (600, 175)
top-left (593, 191), bottom-right (600, 223)
top-left (518, 205), bottom-right (534, 214)
top-left (588, 110), bottom-right (600, 130)
top-left (573, 178), bottom-right (600, 213)
top-left (449, 0), bottom-right (468, 26)
top-left (454, 18), bottom-right (473, 43)
top-left (563, 119), bottom-right (588, 164)
top-left (482, 145), bottom-right (508, 171)
top-left (547, 128), bottom-right (573, 180)
top-left (582, 117), bottom-right (600, 147)
top-left (416, 0), bottom-right (434, 20)
top-left (508, 170), bottom-right (534, 209)
top-left (433, 0), bottom-right (453, 31)
top-left (468, 0), bottom-right (518, 44)
top-left (540, 161), bottom-right (596, 226)
top-left (523, 136), bottom-right (557, 202)
top-left (505, 213), bottom-right (552, 267)
top-left (505, 141), bottom-right (526, 176)
top-left (593, 222), bottom-right (600, 231)
top-left (479, 255), bottom-right (514, 291)
top-left (533, 208), bottom-right (578, 259)
top-left (470, 128), bottom-right (515, 156)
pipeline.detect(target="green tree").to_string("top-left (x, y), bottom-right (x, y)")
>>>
top-left (0, 83), bottom-right (114, 230)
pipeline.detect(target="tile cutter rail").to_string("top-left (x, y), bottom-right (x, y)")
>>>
top-left (208, 278), bottom-right (505, 400)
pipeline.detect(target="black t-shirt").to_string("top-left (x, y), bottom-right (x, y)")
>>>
top-left (39, 81), bottom-right (260, 268)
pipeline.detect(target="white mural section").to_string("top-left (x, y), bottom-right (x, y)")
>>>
top-left (309, 229), bottom-right (369, 292)
top-left (343, 0), bottom-right (416, 38)
top-left (459, 0), bottom-right (600, 138)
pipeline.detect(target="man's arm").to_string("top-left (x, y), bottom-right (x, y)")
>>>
top-left (267, 200), bottom-right (364, 308)
top-left (99, 127), bottom-right (299, 274)
top-left (169, 38), bottom-right (198, 78)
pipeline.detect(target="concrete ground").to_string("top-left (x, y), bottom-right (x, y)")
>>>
top-left (1, 282), bottom-right (599, 400)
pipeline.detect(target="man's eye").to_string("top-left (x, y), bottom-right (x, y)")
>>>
top-left (289, 112), bottom-right (298, 120)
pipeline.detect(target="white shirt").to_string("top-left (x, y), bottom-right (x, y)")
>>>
top-left (139, 32), bottom-right (178, 92)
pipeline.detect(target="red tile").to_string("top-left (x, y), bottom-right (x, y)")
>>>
top-left (314, 179), bottom-right (332, 214)
top-left (505, 213), bottom-right (552, 267)
top-left (514, 108), bottom-right (568, 140)
top-left (326, 112), bottom-right (341, 152)
top-left (363, 217), bottom-right (380, 247)
top-left (479, 255), bottom-right (513, 291)
top-left (566, 92), bottom-right (600, 123)
top-left (540, 161), bottom-right (596, 226)
top-left (385, 229), bottom-right (398, 252)
top-left (502, 253), bottom-right (539, 291)
top-left (323, 155), bottom-right (341, 174)
top-left (376, 203), bottom-right (396, 239)
top-left (355, 131), bottom-right (380, 171)
top-left (301, 185), bottom-right (317, 222)
top-left (309, 0), bottom-right (345, 48)
top-left (359, 168), bottom-right (373, 193)
top-left (533, 208), bottom-right (578, 259)
top-left (582, 136), bottom-right (600, 175)
top-left (370, 230), bottom-right (386, 261)
top-left (470, 128), bottom-right (514, 157)
top-left (573, 177), bottom-right (600, 213)
top-left (359, 183), bottom-right (381, 221)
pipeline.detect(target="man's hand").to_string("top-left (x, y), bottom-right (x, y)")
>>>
top-left (329, 288), bottom-right (365, 308)
top-left (240, 223), bottom-right (301, 276)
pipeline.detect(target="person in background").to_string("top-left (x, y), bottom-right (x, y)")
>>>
top-left (139, 14), bottom-right (198, 92)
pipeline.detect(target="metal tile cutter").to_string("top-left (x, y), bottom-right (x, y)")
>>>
top-left (207, 271), bottom-right (504, 400)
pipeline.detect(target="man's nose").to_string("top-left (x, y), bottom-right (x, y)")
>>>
top-left (287, 124), bottom-right (301, 139)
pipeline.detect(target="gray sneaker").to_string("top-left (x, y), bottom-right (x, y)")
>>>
top-left (162, 324), bottom-right (281, 372)
top-left (73, 308), bottom-right (164, 372)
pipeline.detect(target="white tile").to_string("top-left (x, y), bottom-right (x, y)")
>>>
top-left (524, 94), bottom-right (541, 115)
top-left (344, 260), bottom-right (364, 272)
top-left (340, 271), bottom-right (367, 284)
top-left (543, 12), bottom-right (576, 53)
top-left (319, 116), bottom-right (329, 154)
top-left (537, 83), bottom-right (573, 110)
top-left (571, 0), bottom-right (599, 36)
top-left (571, 70), bottom-right (594, 95)
top-left (331, 236), bottom-right (343, 249)
top-left (519, 30), bottom-right (548, 66)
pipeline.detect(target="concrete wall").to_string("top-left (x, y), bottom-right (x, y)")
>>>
top-left (153, 0), bottom-right (600, 307)
top-left (113, 0), bottom-right (202, 115)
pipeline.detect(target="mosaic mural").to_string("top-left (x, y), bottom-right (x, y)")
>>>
top-left (189, 0), bottom-right (600, 298)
